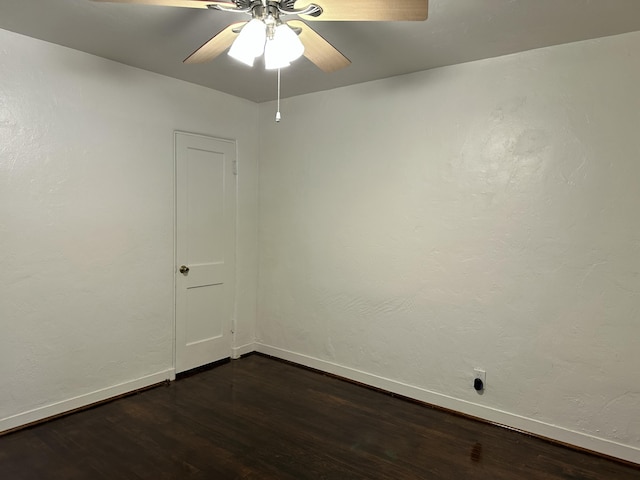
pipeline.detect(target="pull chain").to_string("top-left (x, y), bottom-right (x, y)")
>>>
top-left (275, 68), bottom-right (281, 123)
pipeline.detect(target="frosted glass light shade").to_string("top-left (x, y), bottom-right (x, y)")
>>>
top-left (264, 24), bottom-right (305, 70)
top-left (228, 19), bottom-right (267, 67)
top-left (264, 40), bottom-right (290, 70)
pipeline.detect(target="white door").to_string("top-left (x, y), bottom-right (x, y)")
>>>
top-left (175, 132), bottom-right (236, 374)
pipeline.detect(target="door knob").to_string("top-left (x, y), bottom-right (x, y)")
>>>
top-left (179, 265), bottom-right (190, 275)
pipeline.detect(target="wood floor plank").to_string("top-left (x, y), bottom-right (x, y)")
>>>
top-left (1, 354), bottom-right (638, 479)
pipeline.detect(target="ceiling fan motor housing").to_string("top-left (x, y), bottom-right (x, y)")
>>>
top-left (208, 0), bottom-right (323, 19)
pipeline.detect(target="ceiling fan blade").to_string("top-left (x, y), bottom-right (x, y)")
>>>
top-left (91, 0), bottom-right (234, 9)
top-left (298, 0), bottom-right (428, 21)
top-left (288, 20), bottom-right (350, 73)
top-left (184, 22), bottom-right (245, 63)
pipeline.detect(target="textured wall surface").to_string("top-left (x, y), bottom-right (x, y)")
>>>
top-left (258, 32), bottom-right (640, 461)
top-left (0, 28), bottom-right (259, 426)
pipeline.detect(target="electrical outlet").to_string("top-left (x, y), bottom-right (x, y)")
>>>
top-left (474, 368), bottom-right (486, 391)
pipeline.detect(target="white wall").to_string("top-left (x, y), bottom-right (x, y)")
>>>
top-left (257, 32), bottom-right (640, 463)
top-left (0, 28), bottom-right (259, 430)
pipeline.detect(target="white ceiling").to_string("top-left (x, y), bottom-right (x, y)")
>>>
top-left (2, 0), bottom-right (640, 102)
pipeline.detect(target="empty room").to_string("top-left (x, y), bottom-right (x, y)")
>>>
top-left (1, 0), bottom-right (639, 478)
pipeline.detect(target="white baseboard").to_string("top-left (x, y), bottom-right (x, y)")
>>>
top-left (255, 343), bottom-right (640, 466)
top-left (232, 342), bottom-right (256, 359)
top-left (0, 368), bottom-right (175, 434)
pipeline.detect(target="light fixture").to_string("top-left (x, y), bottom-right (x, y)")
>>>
top-left (228, 18), bottom-right (267, 67)
top-left (224, 2), bottom-right (307, 122)
top-left (264, 23), bottom-right (305, 70)
top-left (227, 8), bottom-right (304, 70)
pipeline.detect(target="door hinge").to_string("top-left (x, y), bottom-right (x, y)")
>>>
top-left (232, 160), bottom-right (238, 175)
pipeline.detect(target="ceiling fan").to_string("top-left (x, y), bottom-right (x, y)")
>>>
top-left (93, 0), bottom-right (429, 72)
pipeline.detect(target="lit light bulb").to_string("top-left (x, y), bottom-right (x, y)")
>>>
top-left (228, 19), bottom-right (267, 67)
top-left (264, 23), bottom-right (304, 70)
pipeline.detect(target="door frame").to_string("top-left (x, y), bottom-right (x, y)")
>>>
top-left (172, 131), bottom-right (238, 373)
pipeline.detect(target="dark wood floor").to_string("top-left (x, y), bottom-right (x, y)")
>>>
top-left (1, 355), bottom-right (638, 479)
